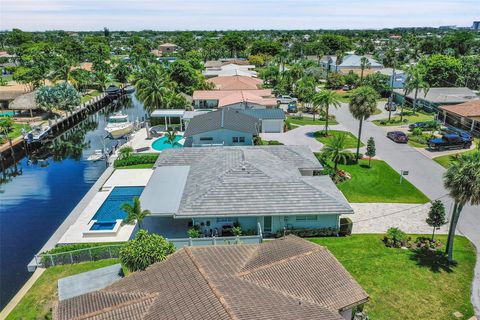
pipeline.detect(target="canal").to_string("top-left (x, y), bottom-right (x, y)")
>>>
top-left (0, 94), bottom-right (147, 308)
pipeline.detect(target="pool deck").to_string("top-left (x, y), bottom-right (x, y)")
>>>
top-left (125, 127), bottom-right (184, 153)
top-left (58, 169), bottom-right (154, 244)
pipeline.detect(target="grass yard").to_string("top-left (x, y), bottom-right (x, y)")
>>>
top-left (1, 123), bottom-right (31, 143)
top-left (80, 90), bottom-right (102, 104)
top-left (334, 159), bottom-right (429, 203)
top-left (434, 149), bottom-right (479, 168)
top-left (314, 130), bottom-right (364, 149)
top-left (309, 235), bottom-right (476, 320)
top-left (115, 163), bottom-right (155, 169)
top-left (6, 259), bottom-right (120, 320)
top-left (286, 115), bottom-right (338, 126)
top-left (373, 110), bottom-right (434, 126)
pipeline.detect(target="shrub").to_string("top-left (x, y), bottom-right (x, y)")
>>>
top-left (232, 226), bottom-right (242, 236)
top-left (187, 227), bottom-right (201, 238)
top-left (120, 230), bottom-right (175, 272)
top-left (379, 120), bottom-right (387, 125)
top-left (412, 128), bottom-right (423, 136)
top-left (414, 237), bottom-right (443, 250)
top-left (339, 218), bottom-right (353, 236)
top-left (267, 140), bottom-right (283, 145)
top-left (384, 227), bottom-right (409, 248)
top-left (276, 227), bottom-right (337, 238)
top-left (114, 153), bottom-right (158, 168)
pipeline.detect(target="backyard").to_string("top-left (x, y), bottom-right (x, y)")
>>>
top-left (373, 110), bottom-right (434, 126)
top-left (309, 235), bottom-right (476, 320)
top-left (314, 130), bottom-right (364, 149)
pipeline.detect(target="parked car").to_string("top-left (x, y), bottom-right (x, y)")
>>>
top-left (287, 103), bottom-right (297, 113)
top-left (408, 120), bottom-right (440, 131)
top-left (428, 134), bottom-right (472, 151)
top-left (277, 95), bottom-right (298, 104)
top-left (384, 101), bottom-right (397, 111)
top-left (387, 131), bottom-right (408, 143)
top-left (442, 128), bottom-right (473, 142)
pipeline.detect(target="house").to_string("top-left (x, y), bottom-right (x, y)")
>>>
top-left (240, 108), bottom-right (286, 133)
top-left (438, 100), bottom-right (480, 136)
top-left (207, 75), bottom-right (263, 90)
top-left (139, 145), bottom-right (353, 237)
top-left (203, 63), bottom-right (257, 78)
top-left (158, 43), bottom-right (178, 54)
top-left (393, 87), bottom-right (478, 112)
top-left (193, 89), bottom-right (277, 109)
top-left (376, 68), bottom-right (406, 89)
top-left (54, 236), bottom-right (368, 320)
top-left (183, 108), bottom-right (260, 147)
top-left (322, 54), bottom-right (383, 73)
top-left (204, 59), bottom-right (251, 68)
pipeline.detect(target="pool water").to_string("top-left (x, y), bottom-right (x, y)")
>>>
top-left (90, 221), bottom-right (117, 230)
top-left (91, 186), bottom-right (145, 226)
top-left (151, 135), bottom-right (183, 151)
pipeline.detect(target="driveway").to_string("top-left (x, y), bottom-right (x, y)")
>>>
top-left (331, 103), bottom-right (480, 316)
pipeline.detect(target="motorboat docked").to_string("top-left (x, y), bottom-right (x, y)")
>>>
top-left (123, 85), bottom-right (135, 94)
top-left (25, 125), bottom-right (51, 143)
top-left (105, 113), bottom-right (133, 139)
top-left (87, 149), bottom-right (105, 161)
top-left (105, 85), bottom-right (121, 96)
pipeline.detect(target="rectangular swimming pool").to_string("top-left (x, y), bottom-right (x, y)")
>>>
top-left (91, 186), bottom-right (145, 228)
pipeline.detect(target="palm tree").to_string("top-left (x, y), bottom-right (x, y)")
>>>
top-left (349, 86), bottom-right (379, 160)
top-left (404, 65), bottom-right (429, 115)
top-left (443, 152), bottom-right (480, 262)
top-left (164, 129), bottom-right (178, 146)
top-left (335, 51), bottom-right (344, 73)
top-left (122, 197), bottom-right (151, 229)
top-left (135, 65), bottom-right (172, 113)
top-left (314, 89), bottom-right (341, 135)
top-left (118, 146), bottom-right (133, 159)
top-left (321, 134), bottom-right (354, 171)
top-left (359, 57), bottom-right (371, 83)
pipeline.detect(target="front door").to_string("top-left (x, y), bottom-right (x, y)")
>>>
top-left (263, 216), bottom-right (272, 233)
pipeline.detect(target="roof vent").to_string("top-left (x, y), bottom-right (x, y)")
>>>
top-left (241, 165), bottom-right (246, 171)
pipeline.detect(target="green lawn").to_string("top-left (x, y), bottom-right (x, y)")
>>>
top-left (407, 133), bottom-right (431, 148)
top-left (6, 259), bottom-right (120, 320)
top-left (434, 149), bottom-right (479, 168)
top-left (115, 163), bottom-right (155, 169)
top-left (286, 115), bottom-right (338, 126)
top-left (314, 130), bottom-right (364, 149)
top-left (80, 90), bottom-right (102, 104)
top-left (333, 159), bottom-right (430, 203)
top-left (373, 111), bottom-right (434, 126)
top-left (1, 123), bottom-right (30, 143)
top-left (309, 235), bottom-right (476, 320)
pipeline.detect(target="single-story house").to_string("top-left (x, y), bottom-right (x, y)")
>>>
top-left (183, 108), bottom-right (260, 147)
top-left (139, 145), bottom-right (353, 236)
top-left (240, 108), bottom-right (286, 133)
top-left (207, 75), bottom-right (263, 90)
top-left (158, 43), bottom-right (178, 54)
top-left (393, 87), bottom-right (478, 113)
top-left (54, 236), bottom-right (368, 320)
top-left (322, 54), bottom-right (384, 73)
top-left (339, 67), bottom-right (406, 88)
top-left (203, 63), bottom-right (257, 78)
top-left (204, 59), bottom-right (252, 68)
top-left (438, 100), bottom-right (480, 136)
top-left (193, 89), bottom-right (277, 109)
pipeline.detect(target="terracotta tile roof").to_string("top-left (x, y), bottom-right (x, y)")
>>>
top-left (208, 76), bottom-right (263, 90)
top-left (55, 236), bottom-right (368, 320)
top-left (439, 100), bottom-right (480, 118)
top-left (193, 89), bottom-right (276, 108)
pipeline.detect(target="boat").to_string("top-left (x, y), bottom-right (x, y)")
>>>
top-left (87, 149), bottom-right (105, 161)
top-left (123, 85), bottom-right (135, 94)
top-left (105, 113), bottom-right (133, 139)
top-left (25, 125), bottom-right (51, 143)
top-left (105, 85), bottom-right (121, 96)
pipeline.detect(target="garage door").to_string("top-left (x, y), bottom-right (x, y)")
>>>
top-left (262, 120), bottom-right (283, 133)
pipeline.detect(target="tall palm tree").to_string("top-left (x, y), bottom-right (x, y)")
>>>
top-left (443, 152), bottom-right (480, 262)
top-left (122, 197), bottom-right (151, 229)
top-left (349, 86), bottom-right (379, 160)
top-left (135, 65), bottom-right (172, 113)
top-left (359, 57), bottom-right (371, 83)
top-left (321, 134), bottom-right (354, 171)
top-left (315, 89), bottom-right (341, 135)
top-left (404, 65), bottom-right (429, 115)
top-left (335, 51), bottom-right (345, 73)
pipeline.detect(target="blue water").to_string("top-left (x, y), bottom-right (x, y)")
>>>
top-left (91, 186), bottom-right (144, 223)
top-left (0, 94), bottom-right (148, 308)
top-left (151, 135), bottom-right (183, 151)
top-left (90, 221), bottom-right (117, 230)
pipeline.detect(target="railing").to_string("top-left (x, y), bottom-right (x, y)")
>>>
top-left (168, 235), bottom-right (263, 249)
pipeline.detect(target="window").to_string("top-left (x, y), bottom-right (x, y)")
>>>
top-left (232, 137), bottom-right (239, 143)
top-left (296, 215), bottom-right (317, 221)
top-left (200, 137), bottom-right (213, 141)
top-left (239, 137), bottom-right (245, 143)
top-left (216, 217), bottom-right (238, 223)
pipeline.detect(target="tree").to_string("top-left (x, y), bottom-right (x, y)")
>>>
top-left (250, 40), bottom-right (281, 56)
top-left (119, 230), bottom-right (175, 272)
top-left (35, 85), bottom-right (57, 112)
top-left (55, 82), bottom-right (81, 112)
top-left (122, 197), bottom-right (151, 229)
top-left (118, 146), bottom-right (133, 159)
top-left (363, 73), bottom-right (390, 96)
top-left (349, 86), bottom-right (379, 160)
top-left (169, 60), bottom-right (201, 95)
top-left (418, 54), bottom-right (460, 87)
top-left (222, 32), bottom-right (246, 58)
top-left (365, 137), bottom-right (376, 167)
top-left (459, 55), bottom-right (480, 90)
top-left (321, 134), bottom-right (354, 171)
top-left (318, 34), bottom-right (352, 55)
top-left (444, 152), bottom-right (480, 262)
top-left (343, 70), bottom-right (359, 88)
top-left (164, 129), bottom-right (178, 145)
top-left (326, 73), bottom-right (345, 89)
top-left (314, 89), bottom-right (341, 135)
top-left (426, 200), bottom-right (446, 241)
top-left (112, 60), bottom-right (131, 84)
top-left (404, 65), bottom-right (429, 115)
top-left (359, 57), bottom-right (371, 83)
top-left (134, 64), bottom-right (172, 113)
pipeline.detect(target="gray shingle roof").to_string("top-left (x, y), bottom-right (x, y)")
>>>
top-left (393, 87), bottom-right (478, 104)
top-left (147, 146), bottom-right (353, 217)
top-left (240, 108), bottom-right (286, 120)
top-left (54, 236), bottom-right (368, 320)
top-left (184, 108), bottom-right (260, 137)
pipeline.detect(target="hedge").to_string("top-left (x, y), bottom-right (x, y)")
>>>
top-left (114, 154), bottom-right (158, 168)
top-left (41, 242), bottom-right (126, 255)
top-left (275, 227), bottom-right (338, 238)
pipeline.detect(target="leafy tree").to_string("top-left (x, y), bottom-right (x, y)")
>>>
top-left (260, 65), bottom-right (280, 89)
top-left (35, 85), bottom-right (57, 112)
top-left (314, 89), bottom-right (341, 135)
top-left (187, 227), bottom-right (201, 238)
top-left (122, 197), bottom-right (151, 229)
top-left (444, 152), bottom-right (480, 262)
top-left (120, 230), bottom-right (175, 272)
top-left (55, 82), bottom-right (81, 112)
top-left (363, 73), bottom-right (390, 95)
top-left (326, 73), bottom-right (344, 89)
top-left (112, 60), bottom-right (131, 84)
top-left (184, 50), bottom-right (204, 70)
top-left (343, 70), bottom-right (359, 88)
top-left (250, 40), bottom-right (281, 56)
top-left (404, 65), bottom-right (429, 115)
top-left (318, 34), bottom-right (352, 55)
top-left (443, 31), bottom-right (475, 56)
top-left (294, 76), bottom-right (316, 103)
top-left (0, 117), bottom-right (14, 134)
top-left (426, 200), bottom-right (446, 241)
top-left (134, 64), bottom-right (172, 113)
top-left (321, 133), bottom-right (354, 171)
top-left (248, 54), bottom-right (267, 67)
top-left (458, 55), bottom-right (480, 90)
top-left (70, 69), bottom-right (92, 92)
top-left (169, 60), bottom-right (201, 95)
top-left (349, 86), bottom-right (379, 160)
top-left (418, 54), bottom-right (460, 87)
top-left (222, 32), bottom-right (246, 57)
top-left (365, 137), bottom-right (376, 167)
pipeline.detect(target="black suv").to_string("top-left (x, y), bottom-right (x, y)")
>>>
top-left (428, 134), bottom-right (472, 151)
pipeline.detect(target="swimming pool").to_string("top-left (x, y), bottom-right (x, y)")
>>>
top-left (91, 186), bottom-right (145, 229)
top-left (151, 135), bottom-right (183, 151)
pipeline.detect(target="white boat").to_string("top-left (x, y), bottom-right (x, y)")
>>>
top-left (87, 149), bottom-right (105, 161)
top-left (105, 113), bottom-right (133, 139)
top-left (26, 125), bottom-right (51, 142)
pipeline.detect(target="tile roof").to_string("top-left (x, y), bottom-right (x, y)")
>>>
top-left (146, 146), bottom-right (353, 217)
top-left (393, 87), bottom-right (478, 104)
top-left (193, 89), bottom-right (276, 108)
top-left (54, 236), bottom-right (368, 320)
top-left (439, 100), bottom-right (480, 118)
top-left (208, 75), bottom-right (263, 90)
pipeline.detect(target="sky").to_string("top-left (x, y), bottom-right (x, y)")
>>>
top-left (1, 0), bottom-right (479, 31)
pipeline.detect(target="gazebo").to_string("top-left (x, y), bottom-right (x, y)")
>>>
top-left (8, 91), bottom-right (38, 117)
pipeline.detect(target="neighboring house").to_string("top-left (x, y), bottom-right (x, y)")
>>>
top-left (438, 100), bottom-right (480, 136)
top-left (322, 54), bottom-right (383, 73)
top-left (203, 63), bottom-right (257, 78)
top-left (193, 89), bottom-right (277, 109)
top-left (376, 68), bottom-right (406, 89)
top-left (158, 43), bottom-right (178, 54)
top-left (204, 59), bottom-right (252, 68)
top-left (240, 108), bottom-right (286, 133)
top-left (183, 108), bottom-right (260, 147)
top-left (54, 236), bottom-right (368, 320)
top-left (393, 87), bottom-right (478, 112)
top-left (208, 75), bottom-right (263, 90)
top-left (139, 145), bottom-right (353, 236)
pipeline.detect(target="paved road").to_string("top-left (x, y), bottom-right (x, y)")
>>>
top-left (331, 103), bottom-right (480, 317)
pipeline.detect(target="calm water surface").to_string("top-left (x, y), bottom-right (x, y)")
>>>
top-left (0, 94), bottom-right (147, 308)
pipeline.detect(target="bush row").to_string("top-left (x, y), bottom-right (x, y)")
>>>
top-left (275, 227), bottom-right (338, 238)
top-left (114, 154), bottom-right (158, 168)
